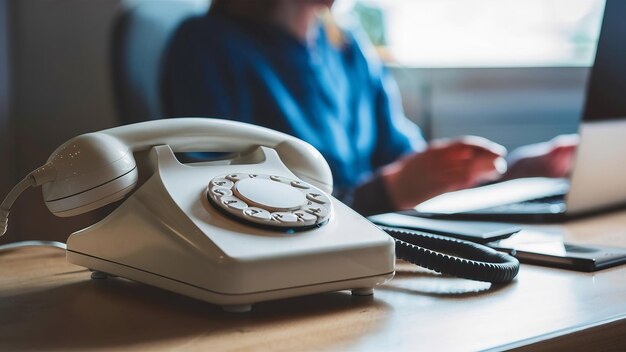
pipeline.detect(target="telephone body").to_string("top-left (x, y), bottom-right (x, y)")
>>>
top-left (38, 118), bottom-right (395, 311)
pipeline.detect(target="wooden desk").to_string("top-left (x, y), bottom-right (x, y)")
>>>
top-left (2, 211), bottom-right (626, 351)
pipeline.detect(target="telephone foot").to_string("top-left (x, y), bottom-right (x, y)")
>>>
top-left (90, 271), bottom-right (109, 280)
top-left (222, 304), bottom-right (252, 313)
top-left (351, 288), bottom-right (374, 296)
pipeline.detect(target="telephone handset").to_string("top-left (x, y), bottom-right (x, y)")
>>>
top-left (1, 118), bottom-right (518, 312)
top-left (40, 117), bottom-right (333, 217)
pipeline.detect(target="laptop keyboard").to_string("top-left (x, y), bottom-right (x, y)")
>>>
top-left (467, 194), bottom-right (566, 215)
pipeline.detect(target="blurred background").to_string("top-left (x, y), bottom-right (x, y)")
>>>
top-left (0, 0), bottom-right (605, 242)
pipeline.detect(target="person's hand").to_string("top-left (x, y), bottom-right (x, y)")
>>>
top-left (504, 134), bottom-right (579, 180)
top-left (380, 136), bottom-right (508, 210)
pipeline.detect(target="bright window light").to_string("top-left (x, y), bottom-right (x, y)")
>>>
top-left (335, 0), bottom-right (605, 67)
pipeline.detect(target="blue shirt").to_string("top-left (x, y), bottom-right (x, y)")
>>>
top-left (161, 13), bottom-right (425, 201)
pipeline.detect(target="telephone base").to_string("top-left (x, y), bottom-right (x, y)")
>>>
top-left (64, 143), bottom-right (395, 310)
top-left (68, 250), bottom-right (393, 311)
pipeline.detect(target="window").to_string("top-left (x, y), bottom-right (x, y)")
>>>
top-left (334, 0), bottom-right (605, 67)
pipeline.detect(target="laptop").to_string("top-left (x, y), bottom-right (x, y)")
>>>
top-left (406, 0), bottom-right (626, 222)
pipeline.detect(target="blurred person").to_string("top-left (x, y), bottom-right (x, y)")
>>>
top-left (161, 0), bottom-right (575, 215)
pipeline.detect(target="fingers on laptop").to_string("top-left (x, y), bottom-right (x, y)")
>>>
top-left (380, 137), bottom-right (509, 210)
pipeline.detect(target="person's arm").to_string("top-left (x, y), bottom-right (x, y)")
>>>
top-left (351, 171), bottom-right (396, 216)
top-left (335, 28), bottom-right (423, 215)
top-left (345, 36), bottom-right (506, 215)
top-left (352, 137), bottom-right (507, 216)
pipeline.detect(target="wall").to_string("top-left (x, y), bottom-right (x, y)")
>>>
top-left (7, 0), bottom-right (121, 242)
top-left (3, 0), bottom-right (211, 243)
top-left (0, 0), bottom-right (15, 242)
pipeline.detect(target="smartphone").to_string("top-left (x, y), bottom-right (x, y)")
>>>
top-left (489, 230), bottom-right (626, 272)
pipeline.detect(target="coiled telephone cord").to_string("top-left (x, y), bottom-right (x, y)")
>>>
top-left (381, 226), bottom-right (519, 283)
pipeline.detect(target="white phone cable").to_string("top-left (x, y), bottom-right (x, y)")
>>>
top-left (1, 163), bottom-right (56, 237)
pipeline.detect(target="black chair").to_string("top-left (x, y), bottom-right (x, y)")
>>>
top-left (111, 0), bottom-right (209, 125)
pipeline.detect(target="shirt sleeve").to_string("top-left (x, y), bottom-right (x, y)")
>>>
top-left (371, 64), bottom-right (426, 168)
top-left (346, 71), bottom-right (427, 215)
top-left (350, 171), bottom-right (395, 216)
top-left (344, 26), bottom-right (426, 169)
top-left (343, 27), bottom-right (428, 214)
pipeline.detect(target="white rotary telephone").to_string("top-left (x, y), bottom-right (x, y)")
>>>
top-left (1, 118), bottom-right (395, 312)
top-left (1, 118), bottom-right (518, 312)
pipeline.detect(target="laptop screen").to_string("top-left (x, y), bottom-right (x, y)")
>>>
top-left (583, 0), bottom-right (626, 122)
top-left (565, 0), bottom-right (626, 215)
